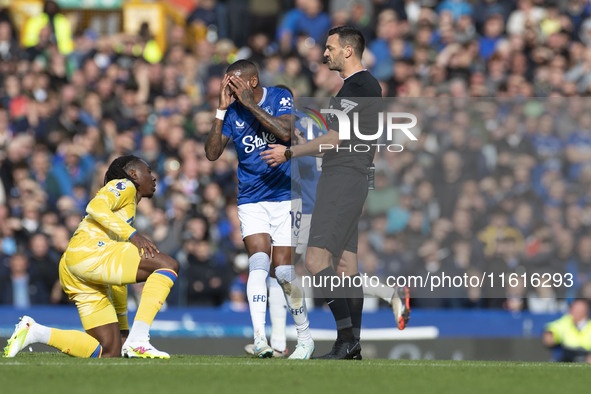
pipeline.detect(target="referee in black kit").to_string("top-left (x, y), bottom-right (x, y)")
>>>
top-left (261, 26), bottom-right (410, 359)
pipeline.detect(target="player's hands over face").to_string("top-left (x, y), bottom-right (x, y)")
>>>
top-left (295, 131), bottom-right (306, 145)
top-left (130, 232), bottom-right (160, 258)
top-left (219, 74), bottom-right (233, 110)
top-left (229, 76), bottom-right (255, 107)
top-left (260, 144), bottom-right (287, 167)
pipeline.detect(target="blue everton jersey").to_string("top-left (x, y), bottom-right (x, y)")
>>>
top-left (293, 109), bottom-right (323, 214)
top-left (291, 154), bottom-right (302, 201)
top-left (299, 155), bottom-right (322, 214)
top-left (223, 87), bottom-right (292, 205)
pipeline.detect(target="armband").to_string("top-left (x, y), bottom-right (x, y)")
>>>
top-left (216, 109), bottom-right (227, 120)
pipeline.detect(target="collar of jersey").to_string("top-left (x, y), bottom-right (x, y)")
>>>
top-left (257, 87), bottom-right (267, 106)
top-left (343, 69), bottom-right (367, 80)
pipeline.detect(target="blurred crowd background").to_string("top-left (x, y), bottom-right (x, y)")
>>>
top-left (1, 0), bottom-right (591, 314)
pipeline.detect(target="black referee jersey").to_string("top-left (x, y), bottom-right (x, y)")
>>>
top-left (322, 70), bottom-right (382, 174)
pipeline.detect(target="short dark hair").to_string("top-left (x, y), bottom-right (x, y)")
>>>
top-left (104, 155), bottom-right (142, 186)
top-left (43, 0), bottom-right (60, 15)
top-left (226, 59), bottom-right (258, 78)
top-left (328, 26), bottom-right (365, 59)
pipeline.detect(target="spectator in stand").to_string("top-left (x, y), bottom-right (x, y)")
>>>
top-left (27, 233), bottom-right (61, 304)
top-left (0, 20), bottom-right (20, 62)
top-left (543, 299), bottom-right (591, 362)
top-left (437, 0), bottom-right (474, 21)
top-left (184, 238), bottom-right (229, 306)
top-left (506, 0), bottom-right (547, 36)
top-left (277, 0), bottom-right (332, 54)
top-left (0, 253), bottom-right (46, 307)
top-left (22, 0), bottom-right (73, 56)
top-left (187, 0), bottom-right (229, 43)
top-left (368, 9), bottom-right (401, 80)
top-left (566, 111), bottom-right (591, 181)
top-left (479, 12), bottom-right (505, 61)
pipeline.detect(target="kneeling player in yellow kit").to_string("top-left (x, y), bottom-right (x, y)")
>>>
top-left (3, 155), bottom-right (179, 359)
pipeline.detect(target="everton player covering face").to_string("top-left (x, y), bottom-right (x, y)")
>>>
top-left (205, 60), bottom-right (314, 359)
top-left (262, 26), bottom-right (411, 359)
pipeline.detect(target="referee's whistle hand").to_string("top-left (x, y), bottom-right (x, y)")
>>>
top-left (260, 144), bottom-right (286, 167)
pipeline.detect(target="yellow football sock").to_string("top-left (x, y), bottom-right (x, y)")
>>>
top-left (48, 329), bottom-right (102, 358)
top-left (135, 269), bottom-right (176, 325)
top-left (110, 285), bottom-right (129, 330)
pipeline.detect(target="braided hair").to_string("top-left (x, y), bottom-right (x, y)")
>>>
top-left (104, 155), bottom-right (142, 187)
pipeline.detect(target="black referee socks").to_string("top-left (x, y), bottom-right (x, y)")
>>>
top-left (345, 273), bottom-right (364, 341)
top-left (314, 267), bottom-right (355, 342)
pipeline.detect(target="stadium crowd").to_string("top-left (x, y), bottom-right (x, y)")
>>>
top-left (1, 0), bottom-right (591, 313)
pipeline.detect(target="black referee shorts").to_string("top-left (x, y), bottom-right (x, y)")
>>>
top-left (308, 168), bottom-right (368, 256)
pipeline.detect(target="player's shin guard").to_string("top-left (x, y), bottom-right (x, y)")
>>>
top-left (49, 329), bottom-right (102, 358)
top-left (276, 265), bottom-right (313, 344)
top-left (130, 269), bottom-right (177, 341)
top-left (247, 252), bottom-right (270, 339)
top-left (110, 285), bottom-right (129, 330)
top-left (268, 276), bottom-right (287, 351)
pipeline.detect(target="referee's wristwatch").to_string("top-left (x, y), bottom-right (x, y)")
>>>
top-left (284, 147), bottom-right (293, 161)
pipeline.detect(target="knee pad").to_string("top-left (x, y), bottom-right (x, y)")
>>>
top-left (275, 265), bottom-right (296, 284)
top-left (249, 252), bottom-right (270, 272)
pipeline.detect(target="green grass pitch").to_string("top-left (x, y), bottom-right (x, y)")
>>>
top-left (1, 353), bottom-right (590, 394)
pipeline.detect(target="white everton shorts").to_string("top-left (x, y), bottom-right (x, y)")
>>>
top-left (238, 200), bottom-right (302, 247)
top-left (295, 213), bottom-right (312, 255)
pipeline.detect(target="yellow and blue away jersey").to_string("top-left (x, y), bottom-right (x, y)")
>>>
top-left (73, 179), bottom-right (137, 243)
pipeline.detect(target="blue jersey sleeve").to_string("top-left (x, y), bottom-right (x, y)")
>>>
top-left (222, 108), bottom-right (233, 139)
top-left (273, 89), bottom-right (293, 117)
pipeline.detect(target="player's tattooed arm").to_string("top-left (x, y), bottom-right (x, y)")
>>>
top-left (229, 76), bottom-right (291, 142)
top-left (248, 109), bottom-right (291, 142)
top-left (205, 75), bottom-right (232, 161)
top-left (205, 120), bottom-right (230, 161)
